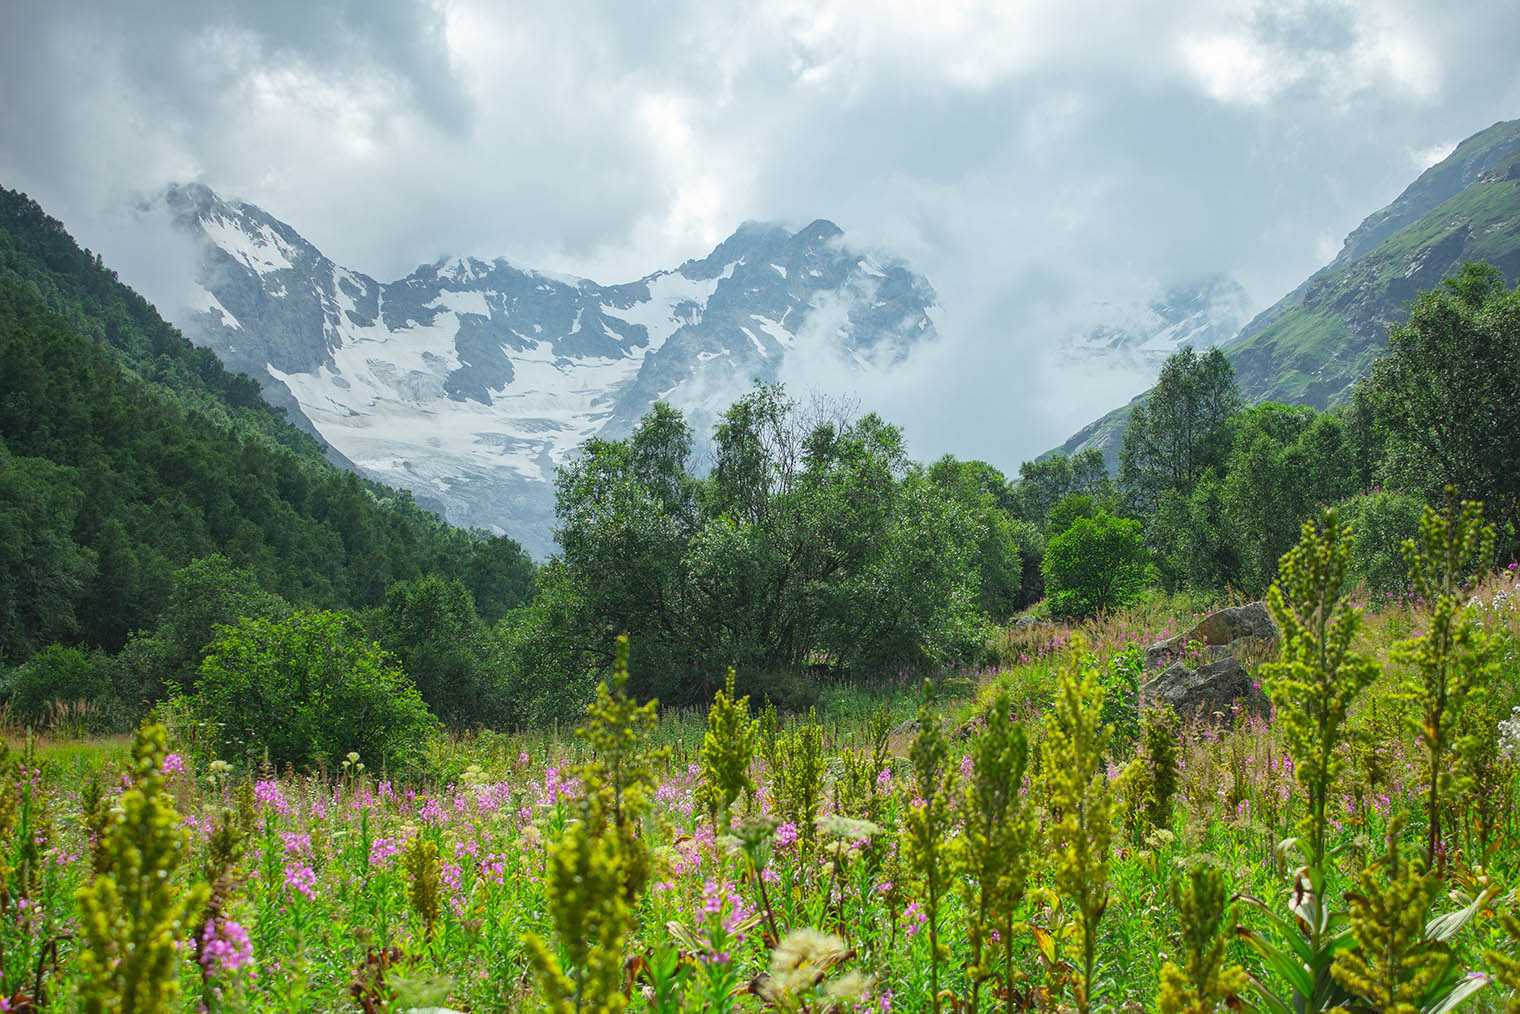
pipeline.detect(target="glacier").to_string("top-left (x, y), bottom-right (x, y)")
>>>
top-left (151, 184), bottom-right (940, 558)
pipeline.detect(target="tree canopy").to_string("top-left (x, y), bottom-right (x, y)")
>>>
top-left (1366, 262), bottom-right (1520, 549)
top-left (1119, 347), bottom-right (1242, 519)
top-left (510, 385), bottom-right (987, 710)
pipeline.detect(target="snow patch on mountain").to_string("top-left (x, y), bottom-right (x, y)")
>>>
top-left (1060, 275), bottom-right (1250, 369)
top-left (152, 184), bottom-right (940, 558)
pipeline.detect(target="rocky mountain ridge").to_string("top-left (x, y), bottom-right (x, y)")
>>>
top-left (1059, 275), bottom-right (1249, 370)
top-left (155, 184), bottom-right (939, 557)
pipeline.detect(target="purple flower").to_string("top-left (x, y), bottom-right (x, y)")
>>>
top-left (254, 780), bottom-right (289, 815)
top-left (774, 821), bottom-right (798, 850)
top-left (369, 837), bottom-right (401, 867)
top-left (200, 918), bottom-right (255, 978)
top-left (283, 863), bottom-right (316, 900)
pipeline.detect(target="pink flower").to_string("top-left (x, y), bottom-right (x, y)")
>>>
top-left (280, 832), bottom-right (312, 858)
top-left (369, 837), bottom-right (401, 867)
top-left (774, 821), bottom-right (798, 850)
top-left (283, 864), bottom-right (316, 900)
top-left (200, 918), bottom-right (255, 978)
top-left (162, 753), bottom-right (187, 776)
top-left (253, 780), bottom-right (289, 815)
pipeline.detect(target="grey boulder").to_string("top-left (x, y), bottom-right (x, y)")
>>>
top-left (1143, 601), bottom-right (1277, 671)
top-left (1140, 655), bottom-right (1270, 724)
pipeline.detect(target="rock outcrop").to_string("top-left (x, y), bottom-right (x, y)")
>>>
top-left (1141, 655), bottom-right (1270, 723)
top-left (1143, 601), bottom-right (1277, 670)
top-left (1139, 601), bottom-right (1277, 723)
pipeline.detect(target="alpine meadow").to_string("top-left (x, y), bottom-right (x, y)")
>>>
top-left (5, 7), bottom-right (1520, 1013)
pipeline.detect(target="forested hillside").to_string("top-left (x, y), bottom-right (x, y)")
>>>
top-left (1015, 263), bottom-right (1520, 626)
top-left (0, 189), bottom-right (535, 671)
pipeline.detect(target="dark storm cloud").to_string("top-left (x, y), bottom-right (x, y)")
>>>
top-left (3, 0), bottom-right (1520, 471)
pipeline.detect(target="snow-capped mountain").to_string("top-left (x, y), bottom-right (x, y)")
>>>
top-left (1061, 275), bottom-right (1250, 369)
top-left (153, 184), bottom-right (938, 557)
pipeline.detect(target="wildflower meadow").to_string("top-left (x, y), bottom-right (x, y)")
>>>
top-left (3, 499), bottom-right (1520, 1013)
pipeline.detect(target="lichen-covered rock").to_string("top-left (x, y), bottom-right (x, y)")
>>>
top-left (1144, 601), bottom-right (1277, 671)
top-left (1140, 655), bottom-right (1269, 724)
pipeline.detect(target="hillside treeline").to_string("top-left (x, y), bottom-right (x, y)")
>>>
top-left (1017, 261), bottom-right (1520, 619)
top-left (0, 190), bottom-right (534, 740)
top-left (4, 173), bottom-right (1518, 754)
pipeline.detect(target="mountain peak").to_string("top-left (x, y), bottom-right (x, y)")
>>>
top-left (151, 186), bottom-right (938, 557)
top-left (1331, 117), bottom-right (1520, 268)
top-left (793, 218), bottom-right (844, 246)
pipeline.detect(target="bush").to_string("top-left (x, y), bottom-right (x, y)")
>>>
top-left (1100, 646), bottom-right (1144, 745)
top-left (374, 575), bottom-right (509, 729)
top-left (1042, 513), bottom-right (1151, 621)
top-left (195, 610), bottom-right (438, 774)
top-left (1337, 491), bottom-right (1425, 600)
top-left (4, 644), bottom-right (117, 730)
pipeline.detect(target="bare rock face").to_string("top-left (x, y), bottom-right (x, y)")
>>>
top-left (1140, 655), bottom-right (1270, 723)
top-left (1140, 601), bottom-right (1277, 723)
top-left (1143, 601), bottom-right (1277, 670)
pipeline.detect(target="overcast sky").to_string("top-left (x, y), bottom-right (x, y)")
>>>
top-left (4, 0), bottom-right (1520, 468)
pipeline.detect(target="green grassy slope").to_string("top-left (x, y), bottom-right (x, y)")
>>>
top-left (1229, 146), bottom-right (1520, 407)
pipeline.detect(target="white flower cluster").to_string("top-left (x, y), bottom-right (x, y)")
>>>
top-left (1469, 580), bottom-right (1519, 631)
top-left (1500, 706), bottom-right (1520, 763)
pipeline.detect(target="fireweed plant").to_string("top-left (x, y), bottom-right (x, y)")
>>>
top-left (1040, 639), bottom-right (1115, 1014)
top-left (901, 681), bottom-right (957, 1014)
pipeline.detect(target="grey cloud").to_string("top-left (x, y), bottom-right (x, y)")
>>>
top-left (3, 0), bottom-right (1520, 474)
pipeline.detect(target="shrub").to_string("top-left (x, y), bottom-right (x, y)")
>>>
top-left (374, 575), bottom-right (507, 729)
top-left (1336, 490), bottom-right (1425, 599)
top-left (76, 724), bottom-right (209, 1013)
top-left (4, 643), bottom-right (115, 730)
top-left (195, 610), bottom-right (438, 773)
top-left (1100, 645), bottom-right (1144, 745)
top-left (1042, 513), bottom-right (1151, 620)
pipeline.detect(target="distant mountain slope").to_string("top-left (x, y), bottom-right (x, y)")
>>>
top-left (0, 188), bottom-right (333, 467)
top-left (1054, 117), bottom-right (1520, 468)
top-left (152, 185), bottom-right (939, 558)
top-left (0, 188), bottom-right (535, 661)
